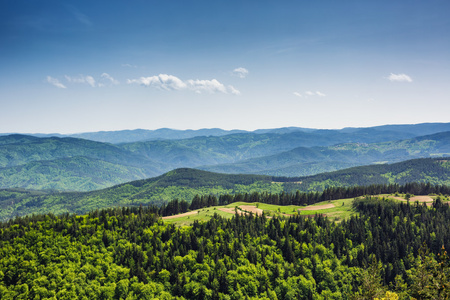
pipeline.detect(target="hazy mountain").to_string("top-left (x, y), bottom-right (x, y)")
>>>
top-left (0, 135), bottom-right (166, 191)
top-left (0, 134), bottom-right (165, 169)
top-left (69, 128), bottom-right (248, 144)
top-left (1, 125), bottom-right (450, 192)
top-left (0, 156), bottom-right (149, 191)
top-left (350, 122), bottom-right (450, 136)
top-left (199, 131), bottom-right (450, 177)
top-left (3, 122), bottom-right (450, 144)
top-left (118, 129), bottom-right (418, 169)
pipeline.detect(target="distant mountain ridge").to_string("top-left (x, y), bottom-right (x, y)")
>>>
top-left (199, 130), bottom-right (450, 176)
top-left (2, 122), bottom-right (450, 144)
top-left (1, 123), bottom-right (450, 191)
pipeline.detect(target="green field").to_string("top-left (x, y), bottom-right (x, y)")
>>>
top-left (162, 197), bottom-right (358, 226)
top-left (161, 193), bottom-right (450, 226)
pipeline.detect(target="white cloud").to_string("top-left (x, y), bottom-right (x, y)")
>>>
top-left (299, 90), bottom-right (326, 97)
top-left (85, 76), bottom-right (96, 87)
top-left (387, 73), bottom-right (412, 82)
top-left (128, 74), bottom-right (239, 95)
top-left (127, 74), bottom-right (187, 90)
top-left (65, 75), bottom-right (96, 87)
top-left (228, 85), bottom-right (241, 95)
top-left (187, 79), bottom-right (227, 94)
top-left (46, 76), bottom-right (66, 89)
top-left (233, 67), bottom-right (249, 78)
top-left (101, 73), bottom-right (119, 85)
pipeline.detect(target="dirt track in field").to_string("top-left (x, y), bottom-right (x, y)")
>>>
top-left (218, 207), bottom-right (237, 214)
top-left (239, 205), bottom-right (264, 215)
top-left (410, 196), bottom-right (434, 202)
top-left (162, 211), bottom-right (197, 220)
top-left (299, 203), bottom-right (335, 211)
top-left (218, 205), bottom-right (264, 216)
top-left (392, 195), bottom-right (434, 202)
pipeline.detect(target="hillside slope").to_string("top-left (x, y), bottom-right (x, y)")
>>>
top-left (0, 156), bottom-right (149, 191)
top-left (0, 135), bottom-right (165, 191)
top-left (2, 158), bottom-right (450, 221)
top-left (0, 168), bottom-right (284, 221)
top-left (294, 157), bottom-right (450, 191)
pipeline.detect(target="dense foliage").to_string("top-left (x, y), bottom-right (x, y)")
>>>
top-left (1, 196), bottom-right (450, 299)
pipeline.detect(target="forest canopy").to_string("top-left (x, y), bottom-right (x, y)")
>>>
top-left (1, 191), bottom-right (450, 299)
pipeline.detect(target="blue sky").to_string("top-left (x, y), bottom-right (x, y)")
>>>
top-left (1, 0), bottom-right (449, 133)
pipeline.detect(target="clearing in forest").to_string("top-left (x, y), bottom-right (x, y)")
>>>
top-left (390, 195), bottom-right (434, 202)
top-left (162, 211), bottom-right (197, 220)
top-left (217, 205), bottom-right (264, 216)
top-left (299, 203), bottom-right (335, 211)
top-left (164, 198), bottom-right (356, 226)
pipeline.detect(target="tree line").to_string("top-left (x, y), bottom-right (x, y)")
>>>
top-left (157, 181), bottom-right (450, 217)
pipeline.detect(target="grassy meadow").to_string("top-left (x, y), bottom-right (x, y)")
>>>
top-left (162, 193), bottom-right (450, 226)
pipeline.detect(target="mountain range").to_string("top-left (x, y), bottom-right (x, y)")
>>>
top-left (1, 122), bottom-right (450, 191)
top-left (4, 122), bottom-right (450, 144)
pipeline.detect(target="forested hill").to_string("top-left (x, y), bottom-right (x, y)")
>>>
top-left (1, 196), bottom-right (450, 298)
top-left (2, 158), bottom-right (450, 221)
top-left (294, 157), bottom-right (450, 191)
top-left (0, 168), bottom-right (284, 221)
top-left (0, 134), bottom-right (153, 168)
top-left (0, 135), bottom-right (166, 191)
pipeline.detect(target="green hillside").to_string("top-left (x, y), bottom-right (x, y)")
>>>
top-left (296, 157), bottom-right (450, 191)
top-left (0, 156), bottom-right (148, 191)
top-left (2, 158), bottom-right (450, 221)
top-left (0, 134), bottom-right (160, 169)
top-left (0, 135), bottom-right (165, 191)
top-left (0, 169), bottom-right (285, 221)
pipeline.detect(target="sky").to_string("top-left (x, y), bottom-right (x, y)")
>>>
top-left (1, 0), bottom-right (449, 134)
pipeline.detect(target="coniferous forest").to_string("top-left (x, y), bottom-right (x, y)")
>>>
top-left (1, 190), bottom-right (450, 299)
